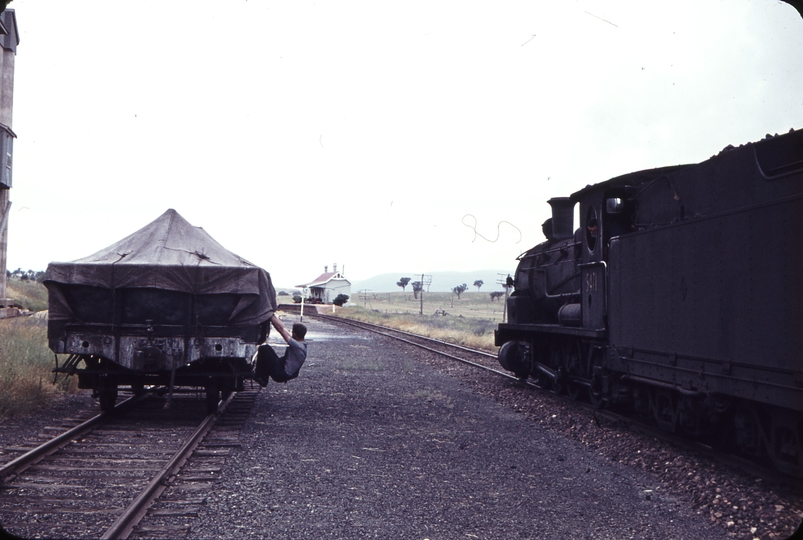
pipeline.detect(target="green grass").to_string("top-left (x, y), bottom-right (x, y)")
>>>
top-left (349, 290), bottom-right (509, 319)
top-left (331, 291), bottom-right (509, 352)
top-left (6, 278), bottom-right (48, 312)
top-left (0, 316), bottom-right (78, 419)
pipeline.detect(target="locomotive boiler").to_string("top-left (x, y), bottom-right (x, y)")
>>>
top-left (495, 129), bottom-right (803, 476)
top-left (44, 209), bottom-right (276, 412)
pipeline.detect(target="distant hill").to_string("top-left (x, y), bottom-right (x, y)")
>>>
top-left (349, 270), bottom-right (513, 293)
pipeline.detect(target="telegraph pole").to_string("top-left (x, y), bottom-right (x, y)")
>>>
top-left (360, 289), bottom-right (371, 309)
top-left (417, 273), bottom-right (432, 315)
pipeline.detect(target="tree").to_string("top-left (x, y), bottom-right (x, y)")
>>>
top-left (452, 283), bottom-right (468, 299)
top-left (397, 277), bottom-right (411, 291)
top-left (490, 291), bottom-right (505, 302)
top-left (333, 294), bottom-right (349, 307)
top-left (473, 279), bottom-right (484, 292)
top-left (411, 281), bottom-right (423, 299)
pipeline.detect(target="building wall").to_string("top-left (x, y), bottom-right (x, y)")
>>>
top-left (310, 279), bottom-right (351, 303)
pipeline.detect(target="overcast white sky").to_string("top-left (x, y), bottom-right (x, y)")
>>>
top-left (5, 0), bottom-right (803, 287)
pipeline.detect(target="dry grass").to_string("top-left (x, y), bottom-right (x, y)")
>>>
top-left (6, 278), bottom-right (48, 312)
top-left (0, 316), bottom-right (78, 419)
top-left (333, 291), bottom-right (508, 352)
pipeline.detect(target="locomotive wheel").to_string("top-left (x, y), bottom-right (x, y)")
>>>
top-left (768, 409), bottom-right (803, 477)
top-left (588, 374), bottom-right (607, 409)
top-left (565, 340), bottom-right (584, 401)
top-left (652, 389), bottom-right (678, 433)
top-left (587, 348), bottom-right (607, 409)
top-left (567, 380), bottom-right (583, 401)
top-left (549, 342), bottom-right (565, 395)
top-left (732, 404), bottom-right (765, 458)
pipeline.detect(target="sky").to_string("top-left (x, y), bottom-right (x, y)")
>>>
top-left (4, 0), bottom-right (803, 288)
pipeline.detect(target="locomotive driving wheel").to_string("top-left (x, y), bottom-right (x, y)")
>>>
top-left (565, 340), bottom-right (584, 401)
top-left (548, 341), bottom-right (566, 395)
top-left (587, 347), bottom-right (607, 409)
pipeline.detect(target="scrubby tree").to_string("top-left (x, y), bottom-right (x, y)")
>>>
top-left (397, 277), bottom-right (411, 291)
top-left (452, 283), bottom-right (468, 299)
top-left (473, 279), bottom-right (484, 292)
top-left (333, 294), bottom-right (349, 307)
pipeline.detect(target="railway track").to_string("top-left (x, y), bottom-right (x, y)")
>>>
top-left (0, 388), bottom-right (258, 540)
top-left (315, 314), bottom-right (795, 484)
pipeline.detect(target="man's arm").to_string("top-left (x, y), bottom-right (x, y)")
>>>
top-left (270, 314), bottom-right (293, 344)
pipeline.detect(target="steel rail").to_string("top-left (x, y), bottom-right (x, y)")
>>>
top-left (0, 394), bottom-right (145, 481)
top-left (317, 315), bottom-right (520, 380)
top-left (99, 391), bottom-right (235, 540)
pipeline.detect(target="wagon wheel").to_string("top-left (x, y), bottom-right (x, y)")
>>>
top-left (98, 379), bottom-right (118, 412)
top-left (565, 340), bottom-right (584, 401)
top-left (131, 381), bottom-right (145, 396)
top-left (221, 377), bottom-right (235, 401)
top-left (205, 377), bottom-right (220, 414)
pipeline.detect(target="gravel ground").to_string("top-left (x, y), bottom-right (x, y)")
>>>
top-left (0, 393), bottom-right (98, 461)
top-left (2, 316), bottom-right (800, 539)
top-left (190, 317), bottom-right (737, 539)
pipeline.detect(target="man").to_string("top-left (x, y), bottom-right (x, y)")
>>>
top-left (253, 314), bottom-right (307, 386)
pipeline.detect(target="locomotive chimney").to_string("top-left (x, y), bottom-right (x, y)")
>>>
top-left (547, 197), bottom-right (574, 240)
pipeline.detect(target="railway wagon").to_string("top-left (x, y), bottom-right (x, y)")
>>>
top-left (495, 129), bottom-right (803, 476)
top-left (44, 209), bottom-right (276, 412)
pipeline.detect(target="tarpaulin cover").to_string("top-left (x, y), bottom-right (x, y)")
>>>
top-left (44, 209), bottom-right (277, 327)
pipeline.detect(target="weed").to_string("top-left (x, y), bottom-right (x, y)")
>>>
top-left (333, 294), bottom-right (500, 352)
top-left (0, 316), bottom-right (77, 418)
top-left (6, 278), bottom-right (48, 312)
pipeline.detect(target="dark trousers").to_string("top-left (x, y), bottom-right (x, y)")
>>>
top-left (255, 345), bottom-right (294, 383)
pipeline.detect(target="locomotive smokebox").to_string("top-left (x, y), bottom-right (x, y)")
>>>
top-left (548, 197), bottom-right (574, 240)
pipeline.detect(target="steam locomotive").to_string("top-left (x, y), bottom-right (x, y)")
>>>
top-left (495, 129), bottom-right (803, 476)
top-left (44, 209), bottom-right (276, 413)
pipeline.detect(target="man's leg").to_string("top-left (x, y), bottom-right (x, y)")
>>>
top-left (269, 354), bottom-right (291, 382)
top-left (255, 345), bottom-right (281, 385)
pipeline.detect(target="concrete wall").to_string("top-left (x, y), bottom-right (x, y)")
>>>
top-left (0, 9), bottom-right (17, 309)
